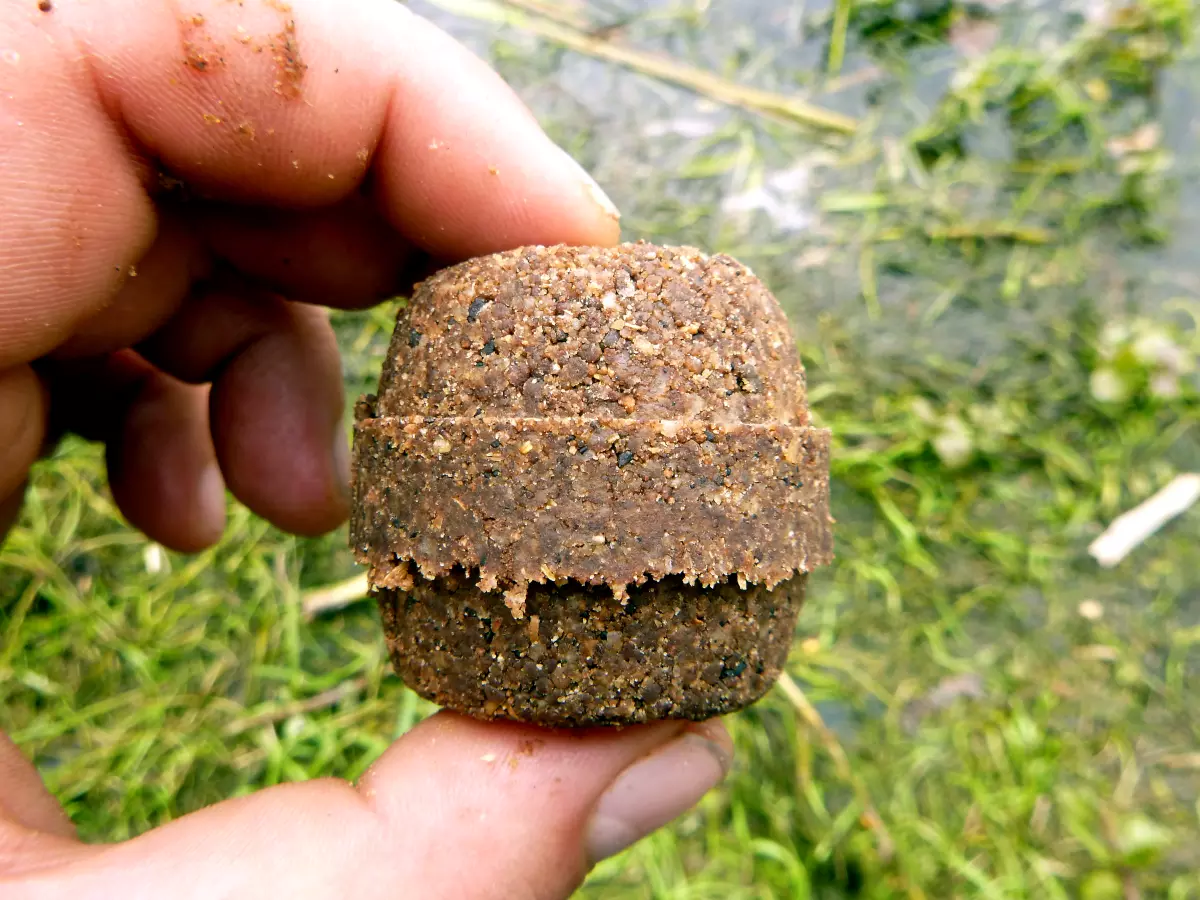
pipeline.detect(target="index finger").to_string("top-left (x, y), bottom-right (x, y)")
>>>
top-left (0, 0), bottom-right (621, 366)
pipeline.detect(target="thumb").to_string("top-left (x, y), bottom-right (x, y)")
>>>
top-left (2, 712), bottom-right (731, 900)
top-left (360, 714), bottom-right (732, 894)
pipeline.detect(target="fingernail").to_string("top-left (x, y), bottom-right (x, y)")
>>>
top-left (332, 429), bottom-right (351, 504)
top-left (554, 145), bottom-right (621, 223)
top-left (196, 462), bottom-right (227, 532)
top-left (586, 728), bottom-right (732, 864)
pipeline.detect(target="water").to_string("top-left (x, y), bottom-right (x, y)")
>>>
top-left (410, 0), bottom-right (1200, 378)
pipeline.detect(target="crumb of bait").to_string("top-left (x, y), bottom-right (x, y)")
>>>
top-left (351, 241), bottom-right (833, 725)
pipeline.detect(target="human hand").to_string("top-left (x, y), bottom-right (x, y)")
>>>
top-left (0, 1), bottom-right (732, 896)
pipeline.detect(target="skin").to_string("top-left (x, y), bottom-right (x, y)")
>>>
top-left (0, 1), bottom-right (731, 896)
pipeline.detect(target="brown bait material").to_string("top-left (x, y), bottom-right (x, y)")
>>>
top-left (379, 571), bottom-right (804, 726)
top-left (351, 242), bottom-right (833, 725)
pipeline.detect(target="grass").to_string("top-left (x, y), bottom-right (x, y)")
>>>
top-left (4, 0), bottom-right (1200, 896)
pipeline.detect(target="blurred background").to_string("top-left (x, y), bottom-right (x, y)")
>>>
top-left (3, 0), bottom-right (1200, 896)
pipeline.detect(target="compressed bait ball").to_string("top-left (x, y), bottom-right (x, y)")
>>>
top-left (351, 242), bottom-right (833, 726)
